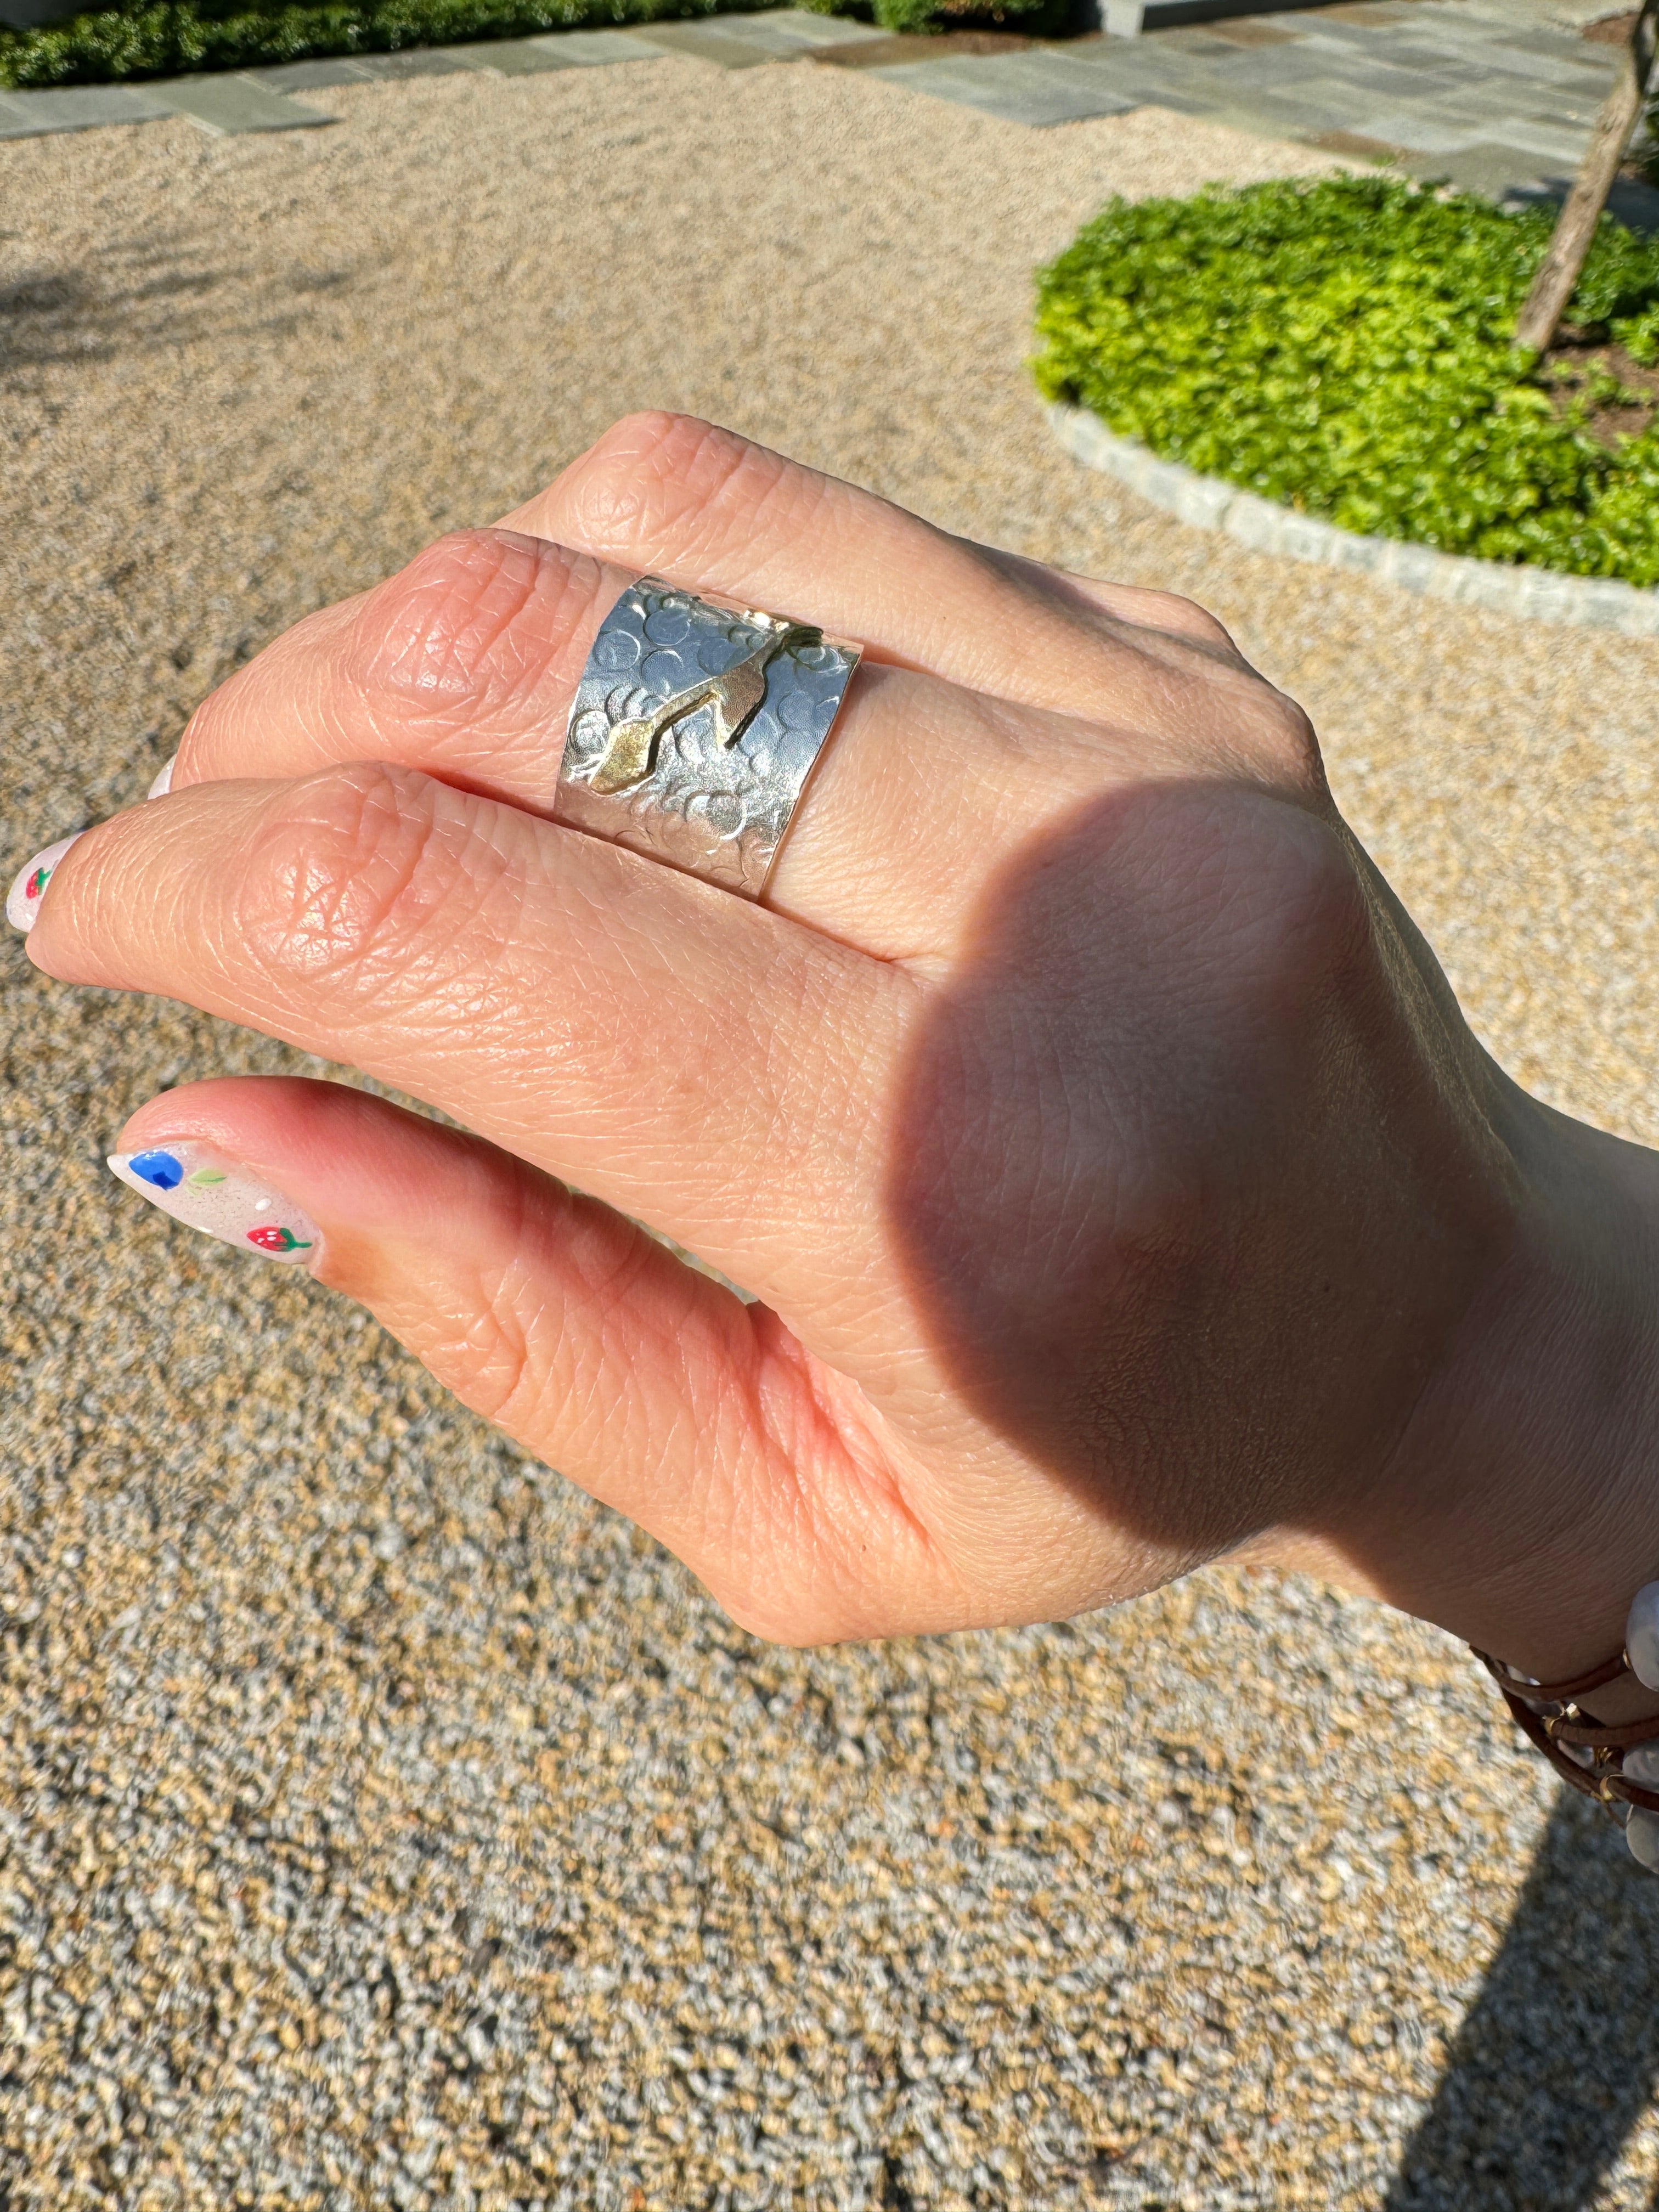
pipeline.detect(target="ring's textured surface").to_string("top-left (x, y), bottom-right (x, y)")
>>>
top-left (557, 576), bottom-right (861, 898)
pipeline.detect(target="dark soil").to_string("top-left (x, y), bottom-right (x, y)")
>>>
top-left (1542, 329), bottom-right (1659, 443)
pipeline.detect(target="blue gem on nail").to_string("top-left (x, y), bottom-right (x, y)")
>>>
top-left (129, 1149), bottom-right (185, 1190)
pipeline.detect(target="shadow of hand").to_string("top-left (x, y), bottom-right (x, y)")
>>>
top-left (888, 774), bottom-right (1522, 1577)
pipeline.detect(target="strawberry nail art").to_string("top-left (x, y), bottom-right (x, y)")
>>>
top-left (107, 1142), bottom-right (321, 1267)
top-left (6, 833), bottom-right (86, 934)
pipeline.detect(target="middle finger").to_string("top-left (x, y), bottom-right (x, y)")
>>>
top-left (170, 530), bottom-right (1178, 962)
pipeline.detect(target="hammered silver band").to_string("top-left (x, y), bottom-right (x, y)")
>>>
top-left (555, 576), bottom-right (861, 899)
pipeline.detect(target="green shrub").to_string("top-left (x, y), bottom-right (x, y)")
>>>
top-left (872, 0), bottom-right (1069, 32)
top-left (0, 0), bottom-right (765, 87)
top-left (795, 0), bottom-right (1068, 32)
top-left (1032, 175), bottom-right (1659, 585)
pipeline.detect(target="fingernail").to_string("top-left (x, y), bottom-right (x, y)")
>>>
top-left (107, 1141), bottom-right (323, 1267)
top-left (147, 755), bottom-right (175, 800)
top-left (6, 833), bottom-right (85, 935)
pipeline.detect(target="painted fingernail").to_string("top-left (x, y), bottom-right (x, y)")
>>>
top-left (147, 755), bottom-right (175, 800)
top-left (107, 1141), bottom-right (323, 1267)
top-left (6, 833), bottom-right (85, 935)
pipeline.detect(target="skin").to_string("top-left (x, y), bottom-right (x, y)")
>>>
top-left (18, 412), bottom-right (1659, 1695)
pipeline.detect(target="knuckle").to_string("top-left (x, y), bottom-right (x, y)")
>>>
top-left (1148, 589), bottom-right (1238, 652)
top-left (1218, 798), bottom-right (1373, 1024)
top-left (229, 762), bottom-right (484, 1000)
top-left (590, 408), bottom-right (714, 477)
top-left (1244, 686), bottom-right (1325, 788)
top-left (566, 411), bottom-right (805, 563)
top-left (341, 528), bottom-right (590, 725)
top-left (1198, 667), bottom-right (1326, 793)
top-left (565, 411), bottom-right (719, 548)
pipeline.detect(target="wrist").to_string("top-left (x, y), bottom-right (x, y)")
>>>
top-left (1291, 1075), bottom-right (1659, 1691)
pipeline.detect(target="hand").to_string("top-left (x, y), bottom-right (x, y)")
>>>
top-left (17, 414), bottom-right (1659, 1662)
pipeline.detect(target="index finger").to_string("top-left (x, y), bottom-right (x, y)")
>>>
top-left (20, 764), bottom-right (915, 1337)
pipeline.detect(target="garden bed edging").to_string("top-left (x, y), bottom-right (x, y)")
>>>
top-left (1048, 402), bottom-right (1659, 635)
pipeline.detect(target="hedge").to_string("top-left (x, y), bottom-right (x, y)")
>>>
top-left (1032, 176), bottom-right (1659, 586)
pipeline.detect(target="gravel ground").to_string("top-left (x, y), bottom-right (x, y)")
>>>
top-left (4, 57), bottom-right (1659, 2212)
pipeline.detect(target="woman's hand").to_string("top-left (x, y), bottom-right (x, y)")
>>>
top-left (16, 414), bottom-right (1659, 1664)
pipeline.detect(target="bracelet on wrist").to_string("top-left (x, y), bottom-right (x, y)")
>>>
top-left (1475, 1582), bottom-right (1659, 1872)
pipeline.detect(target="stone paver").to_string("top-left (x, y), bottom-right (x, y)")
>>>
top-left (248, 55), bottom-right (382, 89)
top-left (142, 71), bottom-right (332, 131)
top-left (868, 47), bottom-right (1141, 122)
top-left (343, 44), bottom-right (473, 76)
top-left (441, 37), bottom-right (592, 72)
top-left (0, 0), bottom-right (1644, 202)
top-left (516, 25), bottom-right (678, 64)
top-left (626, 7), bottom-right (887, 61)
top-left (871, 0), bottom-right (1646, 195)
top-left (0, 78), bottom-right (172, 134)
top-left (624, 17), bottom-right (796, 66)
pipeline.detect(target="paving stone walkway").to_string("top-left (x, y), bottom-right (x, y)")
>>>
top-left (862, 0), bottom-right (1646, 205)
top-left (1, 0), bottom-right (1650, 217)
top-left (0, 9), bottom-right (883, 138)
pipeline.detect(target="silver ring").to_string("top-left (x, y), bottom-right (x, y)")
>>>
top-left (555, 575), bottom-right (862, 900)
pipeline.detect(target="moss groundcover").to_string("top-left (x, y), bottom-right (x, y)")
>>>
top-left (1032, 177), bottom-right (1659, 587)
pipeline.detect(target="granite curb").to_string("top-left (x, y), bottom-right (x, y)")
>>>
top-left (1049, 399), bottom-right (1659, 633)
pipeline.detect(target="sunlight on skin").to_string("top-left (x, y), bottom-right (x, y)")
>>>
top-left (13, 411), bottom-right (1659, 1696)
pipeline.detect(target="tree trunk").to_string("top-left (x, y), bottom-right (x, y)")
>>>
top-left (1515, 0), bottom-right (1659, 354)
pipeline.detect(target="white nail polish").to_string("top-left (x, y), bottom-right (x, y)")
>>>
top-left (147, 755), bottom-right (176, 800)
top-left (6, 833), bottom-right (85, 934)
top-left (107, 1141), bottom-right (323, 1267)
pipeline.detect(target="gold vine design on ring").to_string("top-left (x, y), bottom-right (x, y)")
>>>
top-left (588, 620), bottom-right (821, 795)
